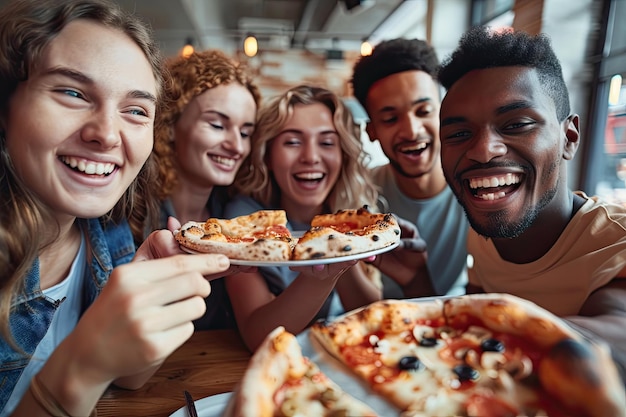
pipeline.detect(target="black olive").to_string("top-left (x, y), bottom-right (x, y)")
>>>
top-left (453, 364), bottom-right (479, 381)
top-left (481, 338), bottom-right (505, 353)
top-left (419, 337), bottom-right (438, 347)
top-left (342, 245), bottom-right (352, 252)
top-left (398, 356), bottom-right (424, 371)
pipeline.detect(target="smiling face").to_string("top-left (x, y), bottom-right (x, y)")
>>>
top-left (268, 102), bottom-right (342, 217)
top-left (440, 66), bottom-right (579, 238)
top-left (365, 70), bottom-right (441, 180)
top-left (173, 83), bottom-right (256, 188)
top-left (3, 19), bottom-right (157, 221)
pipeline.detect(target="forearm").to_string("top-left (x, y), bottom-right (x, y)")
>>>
top-left (13, 344), bottom-right (110, 416)
top-left (238, 275), bottom-right (340, 350)
top-left (335, 263), bottom-right (382, 311)
top-left (399, 266), bottom-right (436, 299)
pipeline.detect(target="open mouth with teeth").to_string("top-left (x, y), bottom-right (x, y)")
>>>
top-left (399, 142), bottom-right (429, 156)
top-left (60, 156), bottom-right (115, 176)
top-left (468, 173), bottom-right (522, 201)
top-left (294, 172), bottom-right (325, 183)
top-left (210, 155), bottom-right (237, 168)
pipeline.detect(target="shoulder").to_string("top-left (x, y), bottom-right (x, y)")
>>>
top-left (573, 191), bottom-right (626, 232)
top-left (87, 218), bottom-right (135, 266)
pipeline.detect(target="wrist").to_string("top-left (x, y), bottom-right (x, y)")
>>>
top-left (38, 340), bottom-right (112, 416)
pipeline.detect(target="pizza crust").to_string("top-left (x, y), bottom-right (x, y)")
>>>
top-left (223, 326), bottom-right (307, 417)
top-left (223, 326), bottom-right (379, 417)
top-left (309, 295), bottom-right (626, 417)
top-left (175, 210), bottom-right (294, 261)
top-left (175, 207), bottom-right (401, 262)
top-left (293, 210), bottom-right (400, 260)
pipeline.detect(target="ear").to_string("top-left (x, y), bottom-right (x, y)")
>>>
top-left (562, 114), bottom-right (580, 161)
top-left (365, 122), bottom-right (378, 143)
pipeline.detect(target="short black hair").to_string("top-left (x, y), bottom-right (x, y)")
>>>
top-left (438, 26), bottom-right (571, 121)
top-left (351, 38), bottom-right (439, 109)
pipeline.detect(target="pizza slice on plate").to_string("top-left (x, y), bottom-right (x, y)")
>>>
top-left (309, 294), bottom-right (626, 417)
top-left (175, 206), bottom-right (401, 262)
top-left (293, 206), bottom-right (400, 260)
top-left (223, 326), bottom-right (379, 417)
top-left (175, 210), bottom-right (295, 261)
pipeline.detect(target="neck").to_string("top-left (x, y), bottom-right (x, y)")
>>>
top-left (39, 216), bottom-right (81, 290)
top-left (280, 199), bottom-right (325, 226)
top-left (492, 190), bottom-right (583, 264)
top-left (169, 181), bottom-right (215, 224)
top-left (392, 164), bottom-right (448, 200)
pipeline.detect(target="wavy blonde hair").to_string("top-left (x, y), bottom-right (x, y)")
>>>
top-left (233, 85), bottom-right (377, 213)
top-left (152, 50), bottom-right (261, 201)
top-left (0, 0), bottom-right (165, 346)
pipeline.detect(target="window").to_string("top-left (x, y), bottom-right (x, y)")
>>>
top-left (471, 0), bottom-right (515, 26)
top-left (582, 0), bottom-right (626, 205)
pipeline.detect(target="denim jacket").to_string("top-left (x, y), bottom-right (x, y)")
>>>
top-left (0, 218), bottom-right (135, 411)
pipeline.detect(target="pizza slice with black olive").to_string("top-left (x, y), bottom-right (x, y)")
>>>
top-left (310, 295), bottom-right (626, 417)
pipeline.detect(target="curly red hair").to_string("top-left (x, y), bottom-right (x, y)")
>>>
top-left (153, 50), bottom-right (261, 200)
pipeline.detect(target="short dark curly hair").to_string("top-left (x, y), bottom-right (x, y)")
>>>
top-left (438, 26), bottom-right (570, 121)
top-left (351, 38), bottom-right (439, 109)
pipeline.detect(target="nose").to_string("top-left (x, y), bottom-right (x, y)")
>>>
top-left (398, 113), bottom-right (424, 140)
top-left (80, 107), bottom-right (121, 148)
top-left (465, 128), bottom-right (507, 163)
top-left (299, 140), bottom-right (321, 164)
top-left (223, 129), bottom-right (245, 154)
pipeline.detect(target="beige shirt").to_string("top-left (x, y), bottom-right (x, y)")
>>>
top-left (468, 192), bottom-right (626, 316)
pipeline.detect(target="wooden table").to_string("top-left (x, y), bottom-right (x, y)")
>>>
top-left (96, 329), bottom-right (251, 417)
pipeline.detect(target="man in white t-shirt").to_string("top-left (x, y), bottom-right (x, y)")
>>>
top-left (351, 39), bottom-right (469, 298)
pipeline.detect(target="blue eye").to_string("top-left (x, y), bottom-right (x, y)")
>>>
top-left (61, 89), bottom-right (82, 99)
top-left (128, 108), bottom-right (148, 117)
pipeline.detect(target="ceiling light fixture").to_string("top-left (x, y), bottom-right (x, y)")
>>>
top-left (360, 39), bottom-right (372, 56)
top-left (243, 33), bottom-right (258, 57)
top-left (181, 37), bottom-right (194, 58)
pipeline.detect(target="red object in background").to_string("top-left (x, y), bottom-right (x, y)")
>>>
top-left (605, 110), bottom-right (626, 154)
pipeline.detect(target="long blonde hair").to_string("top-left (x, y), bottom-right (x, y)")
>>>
top-left (153, 50), bottom-right (261, 201)
top-left (233, 85), bottom-right (377, 213)
top-left (0, 0), bottom-right (165, 345)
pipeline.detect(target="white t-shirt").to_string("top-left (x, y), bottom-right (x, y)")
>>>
top-left (3, 234), bottom-right (86, 416)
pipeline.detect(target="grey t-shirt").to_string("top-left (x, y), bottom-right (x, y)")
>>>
top-left (372, 164), bottom-right (468, 296)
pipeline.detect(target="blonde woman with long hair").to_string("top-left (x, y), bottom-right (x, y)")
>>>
top-left (224, 85), bottom-right (383, 350)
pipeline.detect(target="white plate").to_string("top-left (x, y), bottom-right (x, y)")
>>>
top-left (181, 241), bottom-right (400, 267)
top-left (169, 392), bottom-right (231, 417)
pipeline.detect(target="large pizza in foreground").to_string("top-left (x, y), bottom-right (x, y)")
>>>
top-left (310, 294), bottom-right (626, 417)
top-left (226, 295), bottom-right (626, 417)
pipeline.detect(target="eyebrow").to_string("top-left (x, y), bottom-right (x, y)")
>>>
top-left (44, 66), bottom-right (157, 104)
top-left (278, 128), bottom-right (338, 136)
top-left (440, 100), bottom-right (534, 127)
